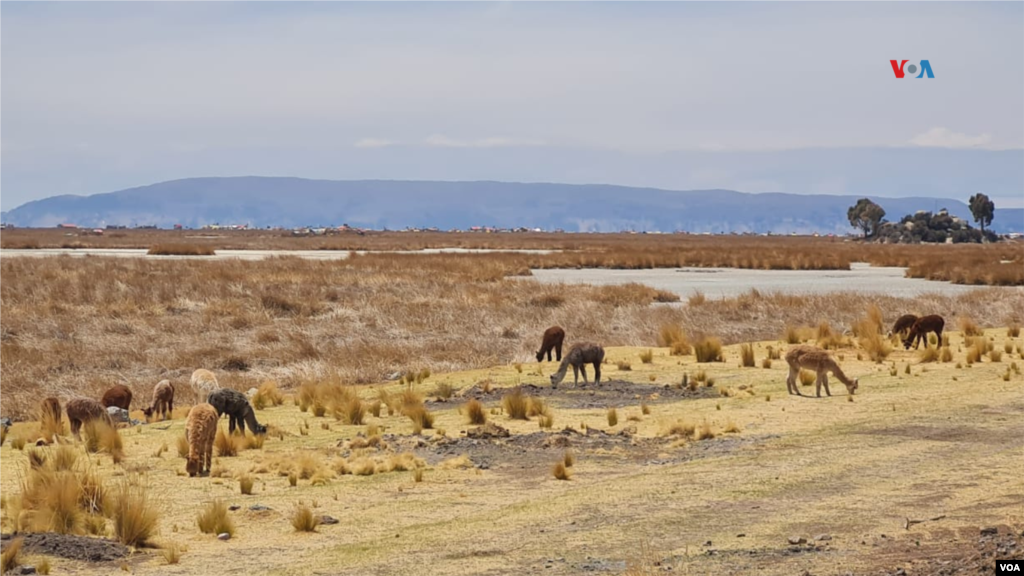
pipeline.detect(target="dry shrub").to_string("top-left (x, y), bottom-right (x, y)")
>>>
top-left (639, 349), bottom-right (654, 364)
top-left (761, 357), bottom-right (772, 369)
top-left (252, 381), bottom-right (284, 410)
top-left (1, 537), bottom-right (22, 574)
top-left (162, 543), bottom-right (183, 565)
top-left (176, 435), bottom-right (189, 458)
top-left (723, 420), bottom-right (740, 434)
top-left (39, 406), bottom-right (66, 442)
top-left (661, 421), bottom-right (695, 437)
top-left (406, 406), bottom-right (435, 433)
top-left (349, 458), bottom-right (376, 476)
top-left (17, 458), bottom-right (110, 534)
top-left (918, 346), bottom-right (940, 363)
top-left (641, 403), bottom-right (651, 415)
top-left (816, 321), bottom-right (848, 349)
top-left (465, 399), bottom-right (487, 425)
top-left (440, 454), bottom-right (474, 469)
top-left (695, 420), bottom-right (715, 441)
top-left (196, 500), bottom-right (234, 536)
top-left (502, 388), bottom-right (529, 420)
top-left (990, 349), bottom-right (1003, 362)
top-left (858, 329), bottom-right (892, 363)
top-left (214, 429), bottom-right (240, 457)
top-left (959, 317), bottom-right (983, 337)
top-left (694, 337), bottom-right (724, 363)
top-left (784, 325), bottom-right (802, 344)
top-left (336, 396), bottom-right (365, 425)
top-left (1009, 324), bottom-right (1021, 338)
top-left (413, 469), bottom-right (424, 483)
top-left (432, 383), bottom-right (455, 400)
top-left (688, 290), bottom-right (707, 306)
top-left (239, 474), bottom-right (254, 495)
top-left (740, 344), bottom-right (755, 367)
top-left (147, 244), bottom-right (215, 256)
top-left (112, 476), bottom-right (159, 547)
top-left (552, 461), bottom-right (571, 481)
top-left (616, 360), bottom-right (632, 371)
top-left (940, 347), bottom-right (954, 363)
top-left (291, 503), bottom-right (320, 533)
top-left (243, 433), bottom-right (265, 450)
top-left (607, 408), bottom-right (618, 427)
top-left (51, 445), bottom-right (79, 471)
top-left (658, 324), bottom-right (691, 356)
top-left (83, 420), bottom-right (123, 463)
top-left (966, 338), bottom-right (986, 364)
top-left (799, 369), bottom-right (816, 387)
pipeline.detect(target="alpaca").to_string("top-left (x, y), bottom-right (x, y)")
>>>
top-left (143, 380), bottom-right (175, 421)
top-left (40, 397), bottom-right (62, 425)
top-left (903, 315), bottom-right (945, 350)
top-left (190, 369), bottom-right (220, 402)
top-left (536, 326), bottom-right (566, 362)
top-left (550, 342), bottom-right (605, 388)
top-left (888, 314), bottom-right (919, 339)
top-left (785, 345), bottom-right (858, 397)
top-left (100, 384), bottom-right (133, 410)
top-left (185, 403), bottom-right (218, 477)
top-left (207, 388), bottom-right (266, 435)
top-left (65, 398), bottom-right (113, 437)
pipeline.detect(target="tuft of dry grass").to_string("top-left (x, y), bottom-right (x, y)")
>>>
top-left (1009, 324), bottom-right (1021, 338)
top-left (966, 338), bottom-right (986, 364)
top-left (214, 428), bottom-right (239, 457)
top-left (695, 420), bottom-right (716, 441)
top-left (940, 346), bottom-right (954, 363)
top-left (552, 461), bottom-right (571, 481)
top-left (918, 346), bottom-right (940, 363)
top-left (990, 349), bottom-right (1003, 362)
top-left (688, 290), bottom-right (707, 306)
top-left (639, 349), bottom-right (654, 364)
top-left (51, 445), bottom-right (79, 471)
top-left (563, 451), bottom-right (575, 468)
top-left (1, 536), bottom-right (23, 574)
top-left (432, 383), bottom-right (455, 400)
top-left (239, 474), bottom-right (254, 495)
top-left (723, 420), bottom-right (741, 434)
top-left (251, 381), bottom-right (284, 410)
top-left (694, 337), bottom-right (724, 363)
top-left (761, 357), bottom-right (772, 369)
top-left (291, 503), bottom-right (320, 532)
top-left (176, 435), bottom-right (189, 458)
top-left (147, 244), bottom-right (216, 256)
top-left (406, 406), bottom-right (435, 434)
top-left (112, 476), bottom-right (159, 547)
top-left (39, 406), bottom-right (66, 442)
top-left (959, 316), bottom-right (984, 337)
top-left (465, 399), bottom-right (487, 425)
top-left (661, 420), bottom-right (696, 437)
top-left (36, 559), bottom-right (51, 575)
top-left (161, 543), bottom-right (183, 565)
top-left (640, 402), bottom-right (650, 415)
top-left (740, 343), bottom-right (755, 367)
top-left (83, 420), bottom-right (123, 463)
top-left (784, 325), bottom-right (802, 344)
top-left (196, 500), bottom-right (234, 536)
top-left (502, 388), bottom-right (530, 420)
top-left (607, 408), bottom-right (618, 427)
top-left (413, 468), bottom-right (424, 483)
top-left (658, 323), bottom-right (691, 355)
top-left (616, 360), bottom-right (632, 371)
top-left (799, 369), bottom-right (816, 387)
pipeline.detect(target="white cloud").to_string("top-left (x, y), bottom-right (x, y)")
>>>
top-left (909, 127), bottom-right (993, 149)
top-left (354, 138), bottom-right (396, 149)
top-left (424, 134), bottom-right (545, 148)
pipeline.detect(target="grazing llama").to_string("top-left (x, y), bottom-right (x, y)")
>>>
top-left (903, 315), bottom-right (945, 350)
top-left (190, 369), bottom-right (221, 402)
top-left (100, 384), bottom-right (133, 410)
top-left (550, 343), bottom-right (605, 388)
top-left (185, 404), bottom-right (218, 477)
top-left (536, 326), bottom-right (566, 362)
top-left (785, 345), bottom-right (859, 397)
top-left (143, 380), bottom-right (175, 421)
top-left (65, 398), bottom-right (113, 437)
top-left (207, 388), bottom-right (267, 435)
top-left (888, 314), bottom-right (919, 339)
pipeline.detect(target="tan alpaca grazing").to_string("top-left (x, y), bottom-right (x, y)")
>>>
top-left (144, 380), bottom-right (175, 421)
top-left (785, 345), bottom-right (858, 397)
top-left (66, 398), bottom-right (113, 437)
top-left (185, 403), bottom-right (218, 477)
top-left (550, 342), bottom-right (605, 388)
top-left (190, 369), bottom-right (220, 402)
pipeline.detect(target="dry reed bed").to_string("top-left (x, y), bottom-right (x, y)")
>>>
top-left (1, 253), bottom-right (1021, 418)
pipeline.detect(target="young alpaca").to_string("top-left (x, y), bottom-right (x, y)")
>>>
top-left (190, 369), bottom-right (221, 403)
top-left (785, 345), bottom-right (858, 397)
top-left (888, 314), bottom-right (919, 339)
top-left (65, 398), bottom-right (113, 437)
top-left (550, 342), bottom-right (605, 388)
top-left (143, 380), bottom-right (175, 421)
top-left (100, 384), bottom-right (133, 410)
top-left (185, 403), bottom-right (218, 477)
top-left (903, 315), bottom-right (945, 350)
top-left (207, 388), bottom-right (267, 435)
top-left (536, 326), bottom-right (566, 362)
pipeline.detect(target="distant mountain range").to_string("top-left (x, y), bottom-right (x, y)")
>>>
top-left (1, 177), bottom-right (1021, 234)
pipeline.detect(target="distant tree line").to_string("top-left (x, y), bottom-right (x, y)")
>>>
top-left (847, 193), bottom-right (999, 244)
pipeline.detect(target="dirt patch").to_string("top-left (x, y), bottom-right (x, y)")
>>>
top-left (860, 424), bottom-right (1014, 446)
top-left (867, 525), bottom-right (1023, 576)
top-left (449, 379), bottom-right (722, 411)
top-left (0, 532), bottom-right (129, 562)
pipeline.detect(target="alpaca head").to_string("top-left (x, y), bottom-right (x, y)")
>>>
top-left (845, 378), bottom-right (859, 395)
top-left (186, 457), bottom-right (201, 477)
top-left (536, 350), bottom-right (545, 362)
top-left (549, 372), bottom-right (565, 387)
top-left (254, 423), bottom-right (267, 435)
top-left (143, 407), bottom-right (154, 419)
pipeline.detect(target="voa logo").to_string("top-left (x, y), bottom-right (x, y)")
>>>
top-left (891, 60), bottom-right (934, 78)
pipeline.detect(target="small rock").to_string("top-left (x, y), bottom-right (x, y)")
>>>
top-left (249, 504), bottom-right (271, 511)
top-left (894, 569), bottom-right (906, 576)
top-left (815, 534), bottom-right (832, 541)
top-left (0, 417), bottom-right (12, 428)
top-left (736, 533), bottom-right (746, 538)
top-left (319, 515), bottom-right (339, 525)
top-left (788, 536), bottom-right (807, 545)
top-left (217, 532), bottom-right (231, 541)
top-left (19, 566), bottom-right (37, 575)
top-left (980, 527), bottom-right (998, 536)
top-left (703, 540), bottom-right (712, 547)
top-left (106, 406), bottom-right (130, 424)
top-left (228, 505), bottom-right (240, 511)
top-left (467, 423), bottom-right (510, 439)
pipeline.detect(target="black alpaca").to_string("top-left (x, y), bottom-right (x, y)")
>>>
top-left (207, 388), bottom-right (267, 435)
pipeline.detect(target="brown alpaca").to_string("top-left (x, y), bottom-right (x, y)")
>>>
top-left (785, 345), bottom-right (859, 397)
top-left (190, 369), bottom-right (220, 402)
top-left (536, 326), bottom-right (566, 362)
top-left (40, 397), bottom-right (62, 425)
top-left (888, 314), bottom-right (919, 339)
top-left (550, 342), bottom-right (605, 388)
top-left (903, 315), bottom-right (945, 350)
top-left (185, 403), bottom-right (218, 477)
top-left (65, 398), bottom-right (113, 437)
top-left (101, 384), bottom-right (133, 410)
top-left (143, 380), bottom-right (175, 421)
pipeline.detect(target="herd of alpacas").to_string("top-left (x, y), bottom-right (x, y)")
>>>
top-left (32, 314), bottom-right (944, 477)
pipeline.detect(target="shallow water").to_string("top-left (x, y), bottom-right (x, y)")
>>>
top-left (0, 247), bottom-right (557, 260)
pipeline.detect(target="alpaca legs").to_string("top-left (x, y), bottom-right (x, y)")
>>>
top-left (555, 344), bottom-right (562, 362)
top-left (821, 373), bottom-right (831, 397)
top-left (571, 365), bottom-right (579, 386)
top-left (593, 362), bottom-right (601, 384)
top-left (580, 365), bottom-right (588, 383)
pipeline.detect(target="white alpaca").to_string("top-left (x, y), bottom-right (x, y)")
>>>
top-left (190, 369), bottom-right (221, 402)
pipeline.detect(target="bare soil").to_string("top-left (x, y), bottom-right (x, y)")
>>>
top-left (0, 532), bottom-right (129, 562)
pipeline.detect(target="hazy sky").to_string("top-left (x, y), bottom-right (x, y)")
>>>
top-left (2, 2), bottom-right (1023, 210)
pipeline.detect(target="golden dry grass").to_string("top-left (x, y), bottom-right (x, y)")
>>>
top-left (112, 476), bottom-right (159, 547)
top-left (147, 244), bottom-right (216, 256)
top-left (740, 344), bottom-right (755, 367)
top-left (694, 337), bottom-right (724, 363)
top-left (290, 503), bottom-right (319, 533)
top-left (502, 388), bottom-right (529, 420)
top-left (196, 500), bottom-right (234, 536)
top-left (465, 399), bottom-right (487, 425)
top-left (607, 408), bottom-right (618, 427)
top-left (552, 461), bottom-right (571, 481)
top-left (1, 536), bottom-right (22, 573)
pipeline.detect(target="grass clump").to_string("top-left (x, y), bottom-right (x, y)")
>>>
top-left (502, 388), bottom-right (529, 420)
top-left (563, 451), bottom-right (575, 467)
top-left (607, 408), bottom-right (618, 427)
top-left (695, 420), bottom-right (716, 441)
top-left (959, 316), bottom-right (983, 337)
top-left (639, 349), bottom-right (654, 364)
top-left (640, 403), bottom-right (650, 415)
top-left (176, 435), bottom-right (189, 458)
top-left (214, 428), bottom-right (239, 457)
top-left (694, 337), bottom-right (724, 363)
top-left (291, 503), bottom-right (320, 532)
top-left (616, 360), bottom-right (632, 371)
top-left (112, 476), bottom-right (159, 547)
top-left (799, 369), bottom-right (816, 387)
top-left (406, 406), bottom-right (435, 434)
top-left (239, 474), bottom-right (254, 495)
top-left (432, 383), bottom-right (455, 400)
top-left (723, 420), bottom-right (741, 434)
top-left (552, 461), bottom-right (571, 481)
top-left (196, 500), bottom-right (234, 536)
top-left (147, 244), bottom-right (215, 256)
top-left (740, 344), bottom-right (755, 367)
top-left (659, 324), bottom-right (691, 355)
top-left (161, 543), bottom-right (183, 565)
top-left (761, 357), bottom-right (772, 369)
top-left (990, 349), bottom-right (1003, 362)
top-left (662, 421), bottom-right (695, 437)
top-left (83, 420), bottom-right (123, 463)
top-left (252, 381), bottom-right (284, 410)
top-left (1009, 324), bottom-right (1021, 338)
top-left (465, 399), bottom-right (487, 425)
top-left (1, 537), bottom-right (23, 574)
top-left (918, 346), bottom-right (940, 363)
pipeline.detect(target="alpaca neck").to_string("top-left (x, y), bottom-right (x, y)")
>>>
top-left (830, 362), bottom-right (854, 386)
top-left (243, 407), bottom-right (261, 432)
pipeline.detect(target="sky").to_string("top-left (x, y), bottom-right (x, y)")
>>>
top-left (2, 1), bottom-right (1023, 210)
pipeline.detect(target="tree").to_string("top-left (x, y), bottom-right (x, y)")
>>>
top-left (968, 193), bottom-right (995, 233)
top-left (847, 198), bottom-right (886, 239)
